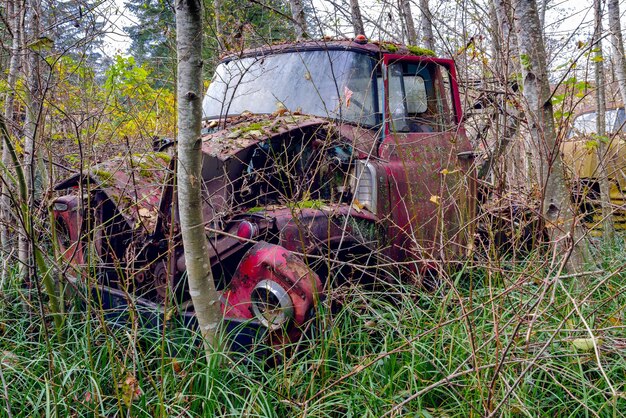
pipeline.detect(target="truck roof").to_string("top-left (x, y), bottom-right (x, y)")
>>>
top-left (220, 38), bottom-right (437, 62)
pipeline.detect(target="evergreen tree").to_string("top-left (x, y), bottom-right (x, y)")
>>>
top-left (124, 0), bottom-right (294, 89)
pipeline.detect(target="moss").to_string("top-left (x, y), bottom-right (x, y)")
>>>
top-left (91, 169), bottom-right (115, 188)
top-left (137, 168), bottom-right (153, 179)
top-left (381, 42), bottom-right (398, 53)
top-left (246, 207), bottom-right (265, 213)
top-left (289, 199), bottom-right (324, 210)
top-left (130, 153), bottom-right (170, 176)
top-left (236, 121), bottom-right (271, 134)
top-left (154, 152), bottom-right (172, 163)
top-left (407, 45), bottom-right (436, 57)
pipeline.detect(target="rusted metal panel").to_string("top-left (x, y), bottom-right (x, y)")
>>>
top-left (54, 152), bottom-right (173, 235)
top-left (223, 242), bottom-right (322, 328)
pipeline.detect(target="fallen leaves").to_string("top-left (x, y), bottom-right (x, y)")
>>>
top-left (119, 374), bottom-right (142, 407)
top-left (571, 337), bottom-right (603, 352)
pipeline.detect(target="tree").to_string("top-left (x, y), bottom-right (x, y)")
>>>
top-left (472, 0), bottom-right (521, 180)
top-left (289, 0), bottom-right (308, 39)
top-left (510, 0), bottom-right (590, 271)
top-left (349, 0), bottom-right (365, 36)
top-left (608, 0), bottom-right (626, 107)
top-left (214, 0), bottom-right (224, 50)
top-left (419, 0), bottom-right (434, 50)
top-left (176, 0), bottom-right (221, 350)
top-left (592, 0), bottom-right (615, 241)
top-left (125, 0), bottom-right (177, 88)
top-left (1, 0), bottom-right (22, 279)
top-left (399, 0), bottom-right (417, 45)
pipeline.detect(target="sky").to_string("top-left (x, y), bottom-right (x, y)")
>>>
top-left (100, 0), bottom-right (135, 55)
top-left (98, 0), bottom-right (618, 61)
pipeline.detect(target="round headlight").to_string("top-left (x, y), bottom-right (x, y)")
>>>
top-left (250, 280), bottom-right (294, 330)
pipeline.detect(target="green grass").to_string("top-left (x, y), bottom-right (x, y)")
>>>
top-left (1, 243), bottom-right (626, 417)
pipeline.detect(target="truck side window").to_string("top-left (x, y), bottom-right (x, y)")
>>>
top-left (389, 64), bottom-right (409, 132)
top-left (388, 61), bottom-right (448, 133)
top-left (570, 109), bottom-right (624, 137)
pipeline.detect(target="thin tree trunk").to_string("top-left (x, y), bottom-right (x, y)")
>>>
top-left (19, 0), bottom-right (42, 281)
top-left (176, 0), bottom-right (221, 351)
top-left (289, 0), bottom-right (308, 40)
top-left (419, 0), bottom-right (434, 51)
top-left (399, 0), bottom-right (417, 45)
top-left (593, 0), bottom-right (615, 242)
top-left (492, 0), bottom-right (518, 74)
top-left (608, 0), bottom-right (626, 107)
top-left (214, 0), bottom-right (224, 51)
top-left (1, 0), bottom-right (21, 277)
top-left (479, 0), bottom-right (520, 182)
top-left (349, 0), bottom-right (365, 36)
top-left (538, 0), bottom-right (549, 33)
top-left (511, 0), bottom-right (590, 272)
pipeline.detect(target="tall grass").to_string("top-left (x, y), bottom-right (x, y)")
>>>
top-left (1, 242), bottom-right (626, 417)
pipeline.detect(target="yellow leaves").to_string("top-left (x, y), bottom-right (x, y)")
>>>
top-left (440, 168), bottom-right (459, 176)
top-left (352, 198), bottom-right (364, 212)
top-left (274, 102), bottom-right (288, 116)
top-left (344, 86), bottom-right (353, 108)
top-left (430, 195), bottom-right (440, 205)
top-left (607, 317), bottom-right (621, 326)
top-left (352, 364), bottom-right (365, 373)
top-left (137, 207), bottom-right (158, 231)
top-left (171, 358), bottom-right (189, 378)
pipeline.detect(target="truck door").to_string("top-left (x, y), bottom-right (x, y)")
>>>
top-left (379, 55), bottom-right (475, 263)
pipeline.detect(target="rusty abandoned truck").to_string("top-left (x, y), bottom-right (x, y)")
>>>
top-left (51, 39), bottom-right (476, 338)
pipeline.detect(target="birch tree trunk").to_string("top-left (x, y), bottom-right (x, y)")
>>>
top-left (478, 0), bottom-right (521, 182)
top-left (538, 0), bottom-right (549, 33)
top-left (419, 0), bottom-right (435, 51)
top-left (608, 0), bottom-right (626, 107)
top-left (1, 0), bottom-right (22, 278)
top-left (19, 0), bottom-right (41, 281)
top-left (399, 0), bottom-right (417, 45)
top-left (593, 0), bottom-right (615, 241)
top-left (349, 0), bottom-right (365, 36)
top-left (176, 0), bottom-right (222, 350)
top-left (511, 0), bottom-right (590, 272)
top-left (289, 0), bottom-right (308, 40)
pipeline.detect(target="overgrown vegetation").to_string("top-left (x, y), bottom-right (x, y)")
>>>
top-left (1, 241), bottom-right (625, 417)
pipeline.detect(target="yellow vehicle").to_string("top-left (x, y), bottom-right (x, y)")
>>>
top-left (561, 106), bottom-right (626, 234)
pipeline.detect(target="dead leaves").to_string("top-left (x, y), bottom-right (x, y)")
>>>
top-left (119, 374), bottom-right (142, 407)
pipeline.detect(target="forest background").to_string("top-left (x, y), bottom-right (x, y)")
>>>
top-left (2, 0), bottom-right (626, 416)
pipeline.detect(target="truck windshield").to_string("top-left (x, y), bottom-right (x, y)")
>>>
top-left (203, 50), bottom-right (378, 126)
top-left (569, 108), bottom-right (626, 137)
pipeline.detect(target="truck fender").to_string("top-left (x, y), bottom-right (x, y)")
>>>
top-left (223, 241), bottom-right (322, 331)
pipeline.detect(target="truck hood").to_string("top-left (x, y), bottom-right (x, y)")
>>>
top-left (198, 113), bottom-right (377, 227)
top-left (53, 113), bottom-right (378, 233)
top-left (53, 152), bottom-right (173, 234)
